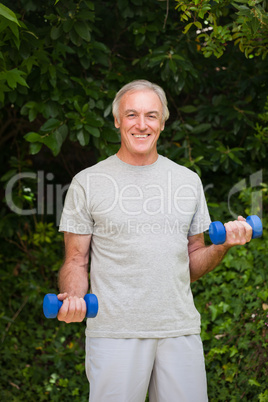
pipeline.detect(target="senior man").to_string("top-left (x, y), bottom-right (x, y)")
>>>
top-left (58, 80), bottom-right (252, 402)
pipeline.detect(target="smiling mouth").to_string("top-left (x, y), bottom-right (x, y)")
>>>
top-left (132, 134), bottom-right (150, 138)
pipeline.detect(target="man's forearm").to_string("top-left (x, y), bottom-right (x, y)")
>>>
top-left (189, 244), bottom-right (229, 282)
top-left (188, 216), bottom-right (254, 282)
top-left (58, 258), bottom-right (89, 297)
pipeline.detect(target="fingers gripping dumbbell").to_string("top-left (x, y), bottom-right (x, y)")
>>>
top-left (43, 293), bottom-right (98, 319)
top-left (209, 215), bottom-right (263, 245)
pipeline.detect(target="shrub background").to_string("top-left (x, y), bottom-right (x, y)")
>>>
top-left (0, 1), bottom-right (267, 400)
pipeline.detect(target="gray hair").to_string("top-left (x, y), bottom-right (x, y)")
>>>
top-left (112, 79), bottom-right (170, 124)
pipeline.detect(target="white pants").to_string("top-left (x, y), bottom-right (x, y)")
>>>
top-left (85, 335), bottom-right (208, 402)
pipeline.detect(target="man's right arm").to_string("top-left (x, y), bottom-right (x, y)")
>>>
top-left (57, 232), bottom-right (92, 323)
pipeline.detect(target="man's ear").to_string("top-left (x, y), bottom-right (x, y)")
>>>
top-left (114, 117), bottom-right (120, 129)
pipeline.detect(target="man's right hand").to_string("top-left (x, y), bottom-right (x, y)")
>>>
top-left (57, 292), bottom-right (87, 323)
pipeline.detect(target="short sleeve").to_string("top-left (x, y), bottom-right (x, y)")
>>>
top-left (59, 177), bottom-right (94, 234)
top-left (188, 176), bottom-right (211, 236)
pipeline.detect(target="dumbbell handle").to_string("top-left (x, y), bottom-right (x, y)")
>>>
top-left (43, 293), bottom-right (98, 319)
top-left (209, 215), bottom-right (263, 245)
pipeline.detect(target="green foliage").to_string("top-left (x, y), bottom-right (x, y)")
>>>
top-left (0, 220), bottom-right (91, 401)
top-left (0, 0), bottom-right (267, 176)
top-left (0, 0), bottom-right (268, 400)
top-left (192, 228), bottom-right (268, 400)
top-left (175, 0), bottom-right (268, 59)
top-left (0, 0), bottom-right (118, 157)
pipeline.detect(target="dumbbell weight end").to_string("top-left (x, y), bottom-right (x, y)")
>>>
top-left (43, 293), bottom-right (98, 319)
top-left (246, 215), bottom-right (262, 239)
top-left (209, 215), bottom-right (262, 245)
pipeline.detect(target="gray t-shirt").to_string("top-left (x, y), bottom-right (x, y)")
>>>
top-left (59, 154), bottom-right (211, 338)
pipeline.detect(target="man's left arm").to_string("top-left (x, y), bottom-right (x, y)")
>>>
top-left (188, 216), bottom-right (253, 282)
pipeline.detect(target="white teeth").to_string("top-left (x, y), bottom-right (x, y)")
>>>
top-left (133, 135), bottom-right (149, 138)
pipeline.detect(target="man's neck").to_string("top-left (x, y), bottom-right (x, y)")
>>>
top-left (116, 149), bottom-right (158, 166)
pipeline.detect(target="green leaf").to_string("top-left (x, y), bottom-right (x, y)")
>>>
top-left (183, 22), bottom-right (193, 34)
top-left (57, 124), bottom-right (68, 140)
top-left (179, 105), bottom-right (197, 113)
top-left (193, 156), bottom-right (204, 163)
top-left (82, 103), bottom-right (89, 114)
top-left (74, 99), bottom-right (81, 113)
top-left (0, 169), bottom-right (17, 182)
top-left (84, 1), bottom-right (95, 10)
top-left (30, 143), bottom-right (42, 155)
top-left (102, 128), bottom-right (120, 143)
top-left (191, 123), bottom-right (211, 134)
top-left (41, 131), bottom-right (63, 156)
top-left (104, 104), bottom-right (112, 118)
top-left (0, 69), bottom-right (29, 90)
top-left (40, 119), bottom-right (61, 132)
top-left (228, 152), bottom-right (243, 165)
top-left (74, 21), bottom-right (91, 42)
top-left (194, 21), bottom-right (202, 30)
top-left (209, 305), bottom-right (219, 321)
top-left (259, 390), bottom-right (268, 402)
top-left (84, 126), bottom-right (100, 137)
top-left (248, 378), bottom-right (261, 387)
top-left (229, 346), bottom-right (238, 357)
top-left (9, 21), bottom-right (20, 48)
top-left (0, 3), bottom-right (20, 26)
top-left (86, 115), bottom-right (104, 127)
top-left (38, 125), bottom-right (67, 154)
top-left (77, 130), bottom-right (89, 146)
top-left (29, 108), bottom-right (37, 122)
top-left (65, 112), bottom-right (80, 119)
top-left (24, 132), bottom-right (41, 142)
top-left (51, 26), bottom-right (62, 40)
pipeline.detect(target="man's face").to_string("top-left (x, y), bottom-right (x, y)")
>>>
top-left (114, 89), bottom-right (165, 164)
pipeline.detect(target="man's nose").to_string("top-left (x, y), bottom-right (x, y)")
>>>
top-left (136, 115), bottom-right (147, 131)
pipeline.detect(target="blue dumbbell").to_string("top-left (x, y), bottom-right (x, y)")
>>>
top-left (209, 215), bottom-right (263, 245)
top-left (43, 293), bottom-right (98, 319)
